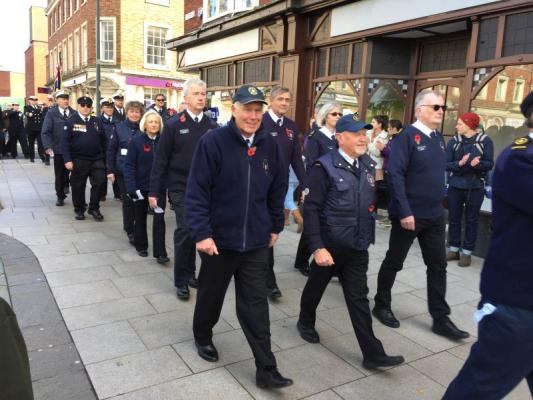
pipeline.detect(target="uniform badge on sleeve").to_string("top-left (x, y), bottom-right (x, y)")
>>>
top-left (511, 136), bottom-right (530, 150)
top-left (262, 159), bottom-right (269, 174)
top-left (366, 173), bottom-right (375, 187)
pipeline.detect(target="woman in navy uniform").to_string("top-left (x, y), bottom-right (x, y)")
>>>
top-left (297, 114), bottom-right (404, 370)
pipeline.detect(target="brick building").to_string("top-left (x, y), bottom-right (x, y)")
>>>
top-left (25, 6), bottom-right (49, 103)
top-left (45, 0), bottom-right (192, 108)
top-left (0, 71), bottom-right (26, 101)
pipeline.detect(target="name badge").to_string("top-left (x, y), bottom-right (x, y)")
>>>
top-left (120, 149), bottom-right (128, 156)
top-left (416, 145), bottom-right (427, 152)
top-left (269, 131), bottom-right (278, 137)
top-left (179, 129), bottom-right (189, 135)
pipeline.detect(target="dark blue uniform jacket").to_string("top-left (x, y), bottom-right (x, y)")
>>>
top-left (304, 151), bottom-right (377, 253)
top-left (124, 133), bottom-right (159, 194)
top-left (60, 113), bottom-right (105, 163)
top-left (304, 126), bottom-right (337, 172)
top-left (185, 119), bottom-right (286, 252)
top-left (107, 119), bottom-right (140, 175)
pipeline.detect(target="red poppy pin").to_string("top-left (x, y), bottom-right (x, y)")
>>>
top-left (247, 146), bottom-right (257, 157)
top-left (179, 114), bottom-right (186, 123)
top-left (168, 108), bottom-right (176, 116)
top-left (368, 204), bottom-right (376, 213)
top-left (143, 144), bottom-right (151, 153)
top-left (285, 128), bottom-right (294, 140)
top-left (414, 134), bottom-right (421, 145)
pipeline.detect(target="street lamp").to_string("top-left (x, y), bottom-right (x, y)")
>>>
top-left (95, 0), bottom-right (101, 114)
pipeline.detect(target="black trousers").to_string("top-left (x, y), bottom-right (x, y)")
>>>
top-left (70, 159), bottom-right (105, 213)
top-left (300, 248), bottom-right (385, 359)
top-left (134, 193), bottom-right (167, 257)
top-left (116, 173), bottom-right (135, 235)
top-left (193, 247), bottom-right (276, 369)
top-left (267, 247), bottom-right (277, 289)
top-left (27, 129), bottom-right (47, 161)
top-left (375, 216), bottom-right (450, 320)
top-left (8, 128), bottom-right (28, 157)
top-left (53, 154), bottom-right (70, 200)
top-left (294, 233), bottom-right (311, 269)
top-left (168, 191), bottom-right (196, 287)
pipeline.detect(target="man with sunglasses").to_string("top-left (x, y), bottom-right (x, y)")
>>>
top-left (61, 96), bottom-right (106, 221)
top-left (373, 90), bottom-right (469, 341)
top-left (149, 94), bottom-right (173, 121)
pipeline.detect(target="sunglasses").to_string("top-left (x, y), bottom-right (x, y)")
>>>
top-left (79, 103), bottom-right (92, 108)
top-left (420, 104), bottom-right (448, 111)
top-left (329, 112), bottom-right (342, 117)
top-left (156, 98), bottom-right (165, 102)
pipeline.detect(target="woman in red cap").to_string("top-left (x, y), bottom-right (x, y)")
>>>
top-left (445, 112), bottom-right (494, 266)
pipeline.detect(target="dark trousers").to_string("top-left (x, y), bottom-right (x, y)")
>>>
top-left (53, 154), bottom-right (70, 200)
top-left (294, 233), bottom-right (311, 269)
top-left (300, 248), bottom-right (385, 359)
top-left (168, 190), bottom-right (196, 287)
top-left (70, 159), bottom-right (105, 213)
top-left (447, 187), bottom-right (485, 253)
top-left (193, 247), bottom-right (276, 369)
top-left (8, 128), bottom-right (28, 157)
top-left (133, 193), bottom-right (167, 257)
top-left (116, 173), bottom-right (135, 235)
top-left (27, 129), bottom-right (47, 162)
top-left (375, 216), bottom-right (450, 320)
top-left (443, 304), bottom-right (533, 399)
top-left (267, 247), bottom-right (277, 289)
top-left (0, 130), bottom-right (6, 156)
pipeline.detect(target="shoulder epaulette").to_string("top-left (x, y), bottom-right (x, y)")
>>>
top-left (511, 136), bottom-right (532, 150)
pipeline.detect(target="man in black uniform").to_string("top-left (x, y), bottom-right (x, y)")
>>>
top-left (24, 95), bottom-right (48, 163)
top-left (6, 103), bottom-right (29, 159)
top-left (149, 78), bottom-right (218, 300)
top-left (0, 107), bottom-right (6, 158)
top-left (261, 86), bottom-right (306, 299)
top-left (185, 84), bottom-right (292, 389)
top-left (112, 90), bottom-right (126, 122)
top-left (148, 93), bottom-right (174, 121)
top-left (297, 114), bottom-right (405, 370)
top-left (61, 96), bottom-right (106, 221)
top-left (98, 97), bottom-right (121, 200)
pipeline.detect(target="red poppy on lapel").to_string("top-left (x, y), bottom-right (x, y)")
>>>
top-left (247, 146), bottom-right (257, 157)
top-left (414, 134), bottom-right (421, 145)
top-left (143, 144), bottom-right (151, 153)
top-left (179, 114), bottom-right (186, 123)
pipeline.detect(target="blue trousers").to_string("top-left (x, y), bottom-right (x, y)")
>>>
top-left (443, 304), bottom-right (533, 399)
top-left (447, 187), bottom-right (484, 253)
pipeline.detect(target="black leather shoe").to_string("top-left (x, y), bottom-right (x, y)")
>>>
top-left (188, 277), bottom-right (199, 289)
top-left (176, 285), bottom-right (190, 300)
top-left (195, 342), bottom-right (218, 362)
top-left (137, 250), bottom-right (148, 257)
top-left (269, 285), bottom-right (282, 300)
top-left (363, 354), bottom-right (405, 369)
top-left (88, 209), bottom-right (104, 221)
top-left (56, 198), bottom-right (65, 206)
top-left (372, 307), bottom-right (400, 328)
top-left (156, 256), bottom-right (170, 264)
top-left (74, 212), bottom-right (85, 220)
top-left (256, 368), bottom-right (293, 389)
top-left (30, 158), bottom-right (35, 163)
top-left (127, 233), bottom-right (135, 244)
top-left (432, 318), bottom-right (470, 340)
top-left (297, 320), bottom-right (320, 343)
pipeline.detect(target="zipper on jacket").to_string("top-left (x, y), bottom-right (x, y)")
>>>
top-left (242, 158), bottom-right (252, 251)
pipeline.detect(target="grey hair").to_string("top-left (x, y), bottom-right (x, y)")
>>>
top-left (414, 89), bottom-right (443, 108)
top-left (316, 102), bottom-right (342, 127)
top-left (183, 78), bottom-right (207, 96)
top-left (270, 86), bottom-right (291, 99)
top-left (139, 110), bottom-right (163, 134)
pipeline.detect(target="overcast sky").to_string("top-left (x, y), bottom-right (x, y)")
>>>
top-left (0, 0), bottom-right (48, 72)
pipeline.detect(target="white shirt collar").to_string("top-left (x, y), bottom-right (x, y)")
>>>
top-left (529, 132), bottom-right (533, 139)
top-left (78, 112), bottom-right (90, 121)
top-left (186, 109), bottom-right (203, 122)
top-left (268, 109), bottom-right (284, 126)
top-left (59, 106), bottom-right (69, 115)
top-left (319, 126), bottom-right (335, 140)
top-left (338, 148), bottom-right (357, 168)
top-left (242, 134), bottom-right (255, 146)
top-left (412, 120), bottom-right (435, 137)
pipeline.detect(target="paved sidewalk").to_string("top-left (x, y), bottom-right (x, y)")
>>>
top-left (0, 157), bottom-right (529, 400)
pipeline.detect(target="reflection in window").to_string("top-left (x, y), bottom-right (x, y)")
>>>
top-left (315, 81), bottom-right (358, 116)
top-left (366, 81), bottom-right (405, 123)
top-left (495, 76), bottom-right (508, 101)
top-left (471, 64), bottom-right (533, 157)
top-left (207, 91), bottom-right (234, 125)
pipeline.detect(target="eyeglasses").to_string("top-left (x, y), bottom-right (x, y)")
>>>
top-left (329, 112), bottom-right (342, 117)
top-left (79, 103), bottom-right (92, 108)
top-left (420, 104), bottom-right (448, 111)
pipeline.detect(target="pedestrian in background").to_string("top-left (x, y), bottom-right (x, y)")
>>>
top-left (41, 90), bottom-right (76, 206)
top-left (124, 110), bottom-right (169, 264)
top-left (367, 115), bottom-right (389, 223)
top-left (112, 90), bottom-right (126, 122)
top-left (6, 103), bottom-right (28, 159)
top-left (373, 90), bottom-right (469, 341)
top-left (445, 112), bottom-right (494, 267)
top-left (107, 101), bottom-right (144, 243)
top-left (24, 96), bottom-right (47, 164)
top-left (98, 97), bottom-right (121, 201)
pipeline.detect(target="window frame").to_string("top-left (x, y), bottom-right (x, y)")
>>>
top-left (73, 28), bottom-right (80, 69)
top-left (144, 22), bottom-right (172, 70)
top-left (202, 0), bottom-right (259, 23)
top-left (512, 78), bottom-right (525, 104)
top-left (99, 17), bottom-right (116, 63)
top-left (81, 22), bottom-right (88, 66)
top-left (145, 0), bottom-right (170, 6)
top-left (67, 34), bottom-right (74, 72)
top-left (495, 76), bottom-right (508, 102)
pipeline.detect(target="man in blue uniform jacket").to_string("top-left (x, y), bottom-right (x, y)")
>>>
top-left (297, 114), bottom-right (405, 370)
top-left (443, 92), bottom-right (533, 399)
top-left (185, 85), bottom-right (293, 390)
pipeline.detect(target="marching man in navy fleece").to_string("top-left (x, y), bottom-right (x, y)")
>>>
top-left (185, 85), bottom-right (293, 390)
top-left (373, 90), bottom-right (469, 341)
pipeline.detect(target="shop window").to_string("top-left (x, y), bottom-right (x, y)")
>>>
top-left (236, 62), bottom-right (242, 85)
top-left (143, 87), bottom-right (169, 108)
top-left (371, 39), bottom-right (411, 75)
top-left (315, 81), bottom-right (358, 115)
top-left (329, 45), bottom-right (349, 75)
top-left (316, 48), bottom-right (327, 77)
top-left (476, 18), bottom-right (498, 62)
top-left (272, 57), bottom-right (279, 81)
top-left (207, 91), bottom-right (234, 125)
top-left (416, 84), bottom-right (461, 137)
top-left (471, 65), bottom-right (533, 157)
top-left (206, 65), bottom-right (227, 88)
top-left (244, 57), bottom-right (270, 83)
top-left (228, 64), bottom-right (235, 86)
top-left (419, 38), bottom-right (468, 72)
top-left (366, 81), bottom-right (405, 123)
top-left (352, 43), bottom-right (363, 74)
top-left (495, 76), bottom-right (508, 101)
top-left (503, 11), bottom-right (533, 57)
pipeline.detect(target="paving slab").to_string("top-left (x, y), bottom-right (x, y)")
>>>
top-left (51, 280), bottom-right (123, 309)
top-left (112, 272), bottom-right (174, 297)
top-left (46, 266), bottom-right (119, 287)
